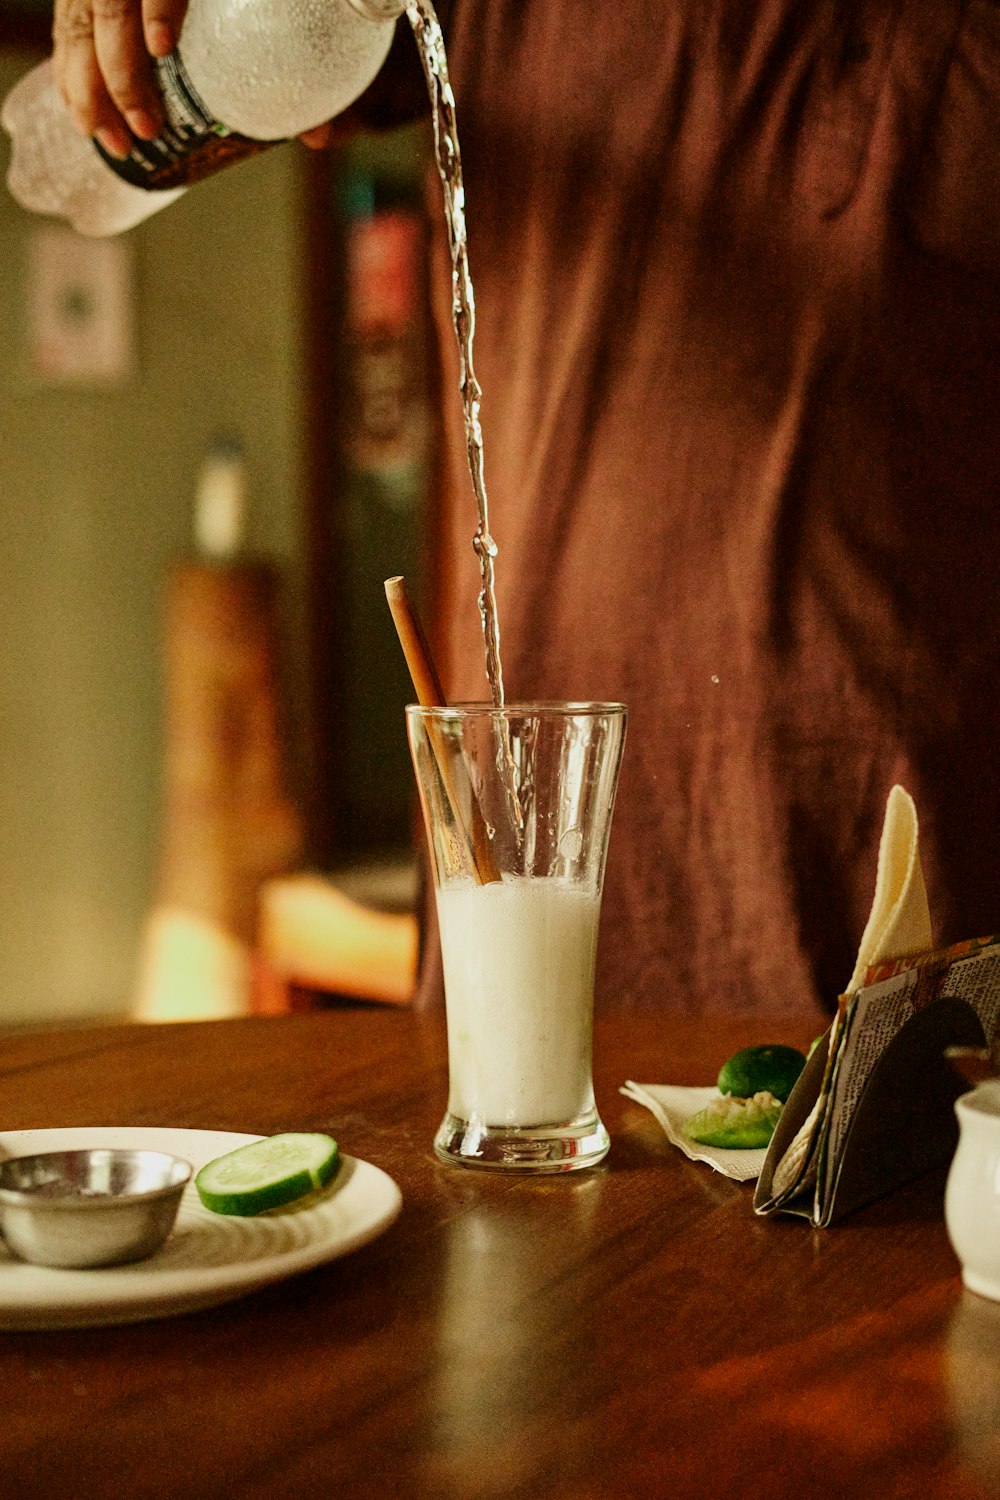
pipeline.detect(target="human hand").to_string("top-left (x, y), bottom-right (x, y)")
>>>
top-left (52, 0), bottom-right (190, 158)
top-left (51, 0), bottom-right (340, 157)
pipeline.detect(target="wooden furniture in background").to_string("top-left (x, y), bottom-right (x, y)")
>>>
top-left (133, 561), bottom-right (303, 1021)
top-left (0, 1007), bottom-right (996, 1498)
top-left (157, 562), bottom-right (302, 941)
top-left (253, 871), bottom-right (417, 1011)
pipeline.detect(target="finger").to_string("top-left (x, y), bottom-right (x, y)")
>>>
top-left (299, 118), bottom-right (358, 151)
top-left (52, 2), bottom-right (133, 153)
top-left (51, 0), bottom-right (103, 130)
top-left (299, 123), bottom-right (333, 151)
top-left (92, 0), bottom-right (162, 140)
top-left (142, 0), bottom-right (190, 58)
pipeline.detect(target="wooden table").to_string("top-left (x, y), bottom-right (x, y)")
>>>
top-left (1, 1008), bottom-right (997, 1499)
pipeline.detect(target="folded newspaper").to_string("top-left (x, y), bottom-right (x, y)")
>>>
top-left (754, 785), bottom-right (1000, 1225)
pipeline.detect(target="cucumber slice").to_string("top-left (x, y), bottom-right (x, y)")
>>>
top-left (195, 1133), bottom-right (340, 1216)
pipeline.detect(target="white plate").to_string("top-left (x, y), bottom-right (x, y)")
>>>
top-left (0, 1127), bottom-right (403, 1330)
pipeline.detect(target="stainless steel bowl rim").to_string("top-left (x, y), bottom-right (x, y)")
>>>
top-left (0, 1149), bottom-right (193, 1210)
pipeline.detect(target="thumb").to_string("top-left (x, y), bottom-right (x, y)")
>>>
top-left (143, 0), bottom-right (190, 56)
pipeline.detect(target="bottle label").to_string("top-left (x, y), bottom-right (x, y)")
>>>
top-left (94, 51), bottom-right (279, 192)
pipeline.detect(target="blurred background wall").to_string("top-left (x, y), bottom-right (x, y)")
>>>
top-left (0, 25), bottom-right (430, 1028)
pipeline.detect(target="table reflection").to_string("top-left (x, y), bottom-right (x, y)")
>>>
top-left (946, 1289), bottom-right (1000, 1493)
top-left (424, 1172), bottom-right (604, 1492)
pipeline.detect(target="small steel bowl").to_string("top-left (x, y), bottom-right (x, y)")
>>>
top-left (0, 1149), bottom-right (192, 1269)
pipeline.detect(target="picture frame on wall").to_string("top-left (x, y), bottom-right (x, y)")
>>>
top-left (25, 223), bottom-right (136, 386)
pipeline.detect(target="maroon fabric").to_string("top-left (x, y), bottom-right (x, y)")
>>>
top-left (367, 0), bottom-right (1000, 1019)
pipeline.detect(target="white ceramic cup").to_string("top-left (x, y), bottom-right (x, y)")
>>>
top-left (945, 1081), bottom-right (1000, 1301)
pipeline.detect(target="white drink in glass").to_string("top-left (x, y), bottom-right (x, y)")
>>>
top-left (436, 876), bottom-right (600, 1128)
top-left (408, 700), bottom-right (625, 1171)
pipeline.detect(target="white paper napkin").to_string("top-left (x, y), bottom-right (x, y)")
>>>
top-left (620, 1082), bottom-right (767, 1181)
top-left (844, 783), bottom-right (932, 994)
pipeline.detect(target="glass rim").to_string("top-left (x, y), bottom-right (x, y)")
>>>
top-left (405, 700), bottom-right (628, 719)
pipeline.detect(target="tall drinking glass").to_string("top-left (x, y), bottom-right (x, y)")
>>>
top-left (406, 701), bottom-right (627, 1172)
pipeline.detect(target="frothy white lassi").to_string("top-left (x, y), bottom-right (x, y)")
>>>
top-left (435, 875), bottom-right (601, 1128)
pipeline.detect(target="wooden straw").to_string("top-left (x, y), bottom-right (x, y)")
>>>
top-left (384, 576), bottom-right (447, 708)
top-left (384, 577), bottom-right (499, 884)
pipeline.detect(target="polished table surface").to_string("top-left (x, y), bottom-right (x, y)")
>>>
top-left (1, 1008), bottom-right (998, 1499)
